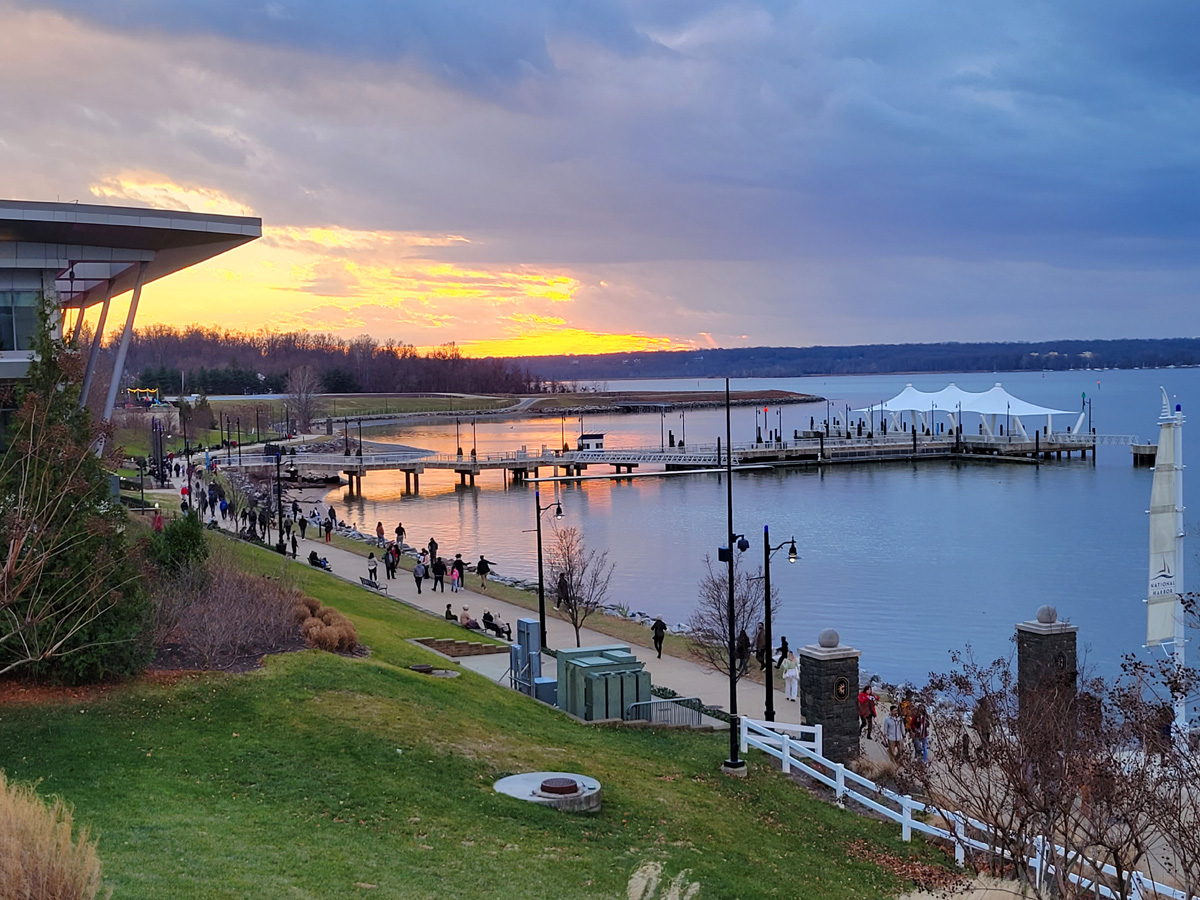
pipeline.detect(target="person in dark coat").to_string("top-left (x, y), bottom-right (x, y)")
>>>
top-left (432, 556), bottom-right (446, 592)
top-left (651, 617), bottom-right (667, 658)
top-left (555, 573), bottom-right (570, 610)
top-left (753, 621), bottom-right (766, 670)
top-left (476, 556), bottom-right (493, 590)
top-left (736, 628), bottom-right (751, 676)
top-left (775, 635), bottom-right (789, 668)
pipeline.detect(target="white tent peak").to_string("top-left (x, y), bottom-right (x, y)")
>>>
top-left (860, 383), bottom-right (1074, 418)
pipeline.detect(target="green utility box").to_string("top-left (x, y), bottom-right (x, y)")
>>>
top-left (557, 645), bottom-right (652, 721)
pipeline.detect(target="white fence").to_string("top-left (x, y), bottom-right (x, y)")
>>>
top-left (739, 718), bottom-right (1193, 900)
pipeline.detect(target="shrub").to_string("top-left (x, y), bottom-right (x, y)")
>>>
top-left (148, 514), bottom-right (208, 574)
top-left (0, 771), bottom-right (103, 900)
top-left (301, 596), bottom-right (321, 615)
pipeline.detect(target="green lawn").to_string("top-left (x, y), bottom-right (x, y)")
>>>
top-left (0, 537), bottom-right (943, 899)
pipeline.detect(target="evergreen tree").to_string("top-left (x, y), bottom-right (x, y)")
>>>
top-left (0, 296), bottom-right (151, 681)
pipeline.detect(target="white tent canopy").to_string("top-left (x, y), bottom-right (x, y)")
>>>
top-left (858, 383), bottom-right (1074, 417)
top-left (850, 383), bottom-right (1084, 438)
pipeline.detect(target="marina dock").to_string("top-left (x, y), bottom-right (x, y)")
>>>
top-left (218, 430), bottom-right (1120, 494)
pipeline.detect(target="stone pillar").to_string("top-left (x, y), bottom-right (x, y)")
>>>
top-left (798, 629), bottom-right (860, 763)
top-left (1016, 605), bottom-right (1077, 720)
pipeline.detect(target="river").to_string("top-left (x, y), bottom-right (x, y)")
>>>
top-left (315, 368), bottom-right (1199, 686)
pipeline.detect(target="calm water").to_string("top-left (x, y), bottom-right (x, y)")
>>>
top-left (321, 369), bottom-right (1199, 685)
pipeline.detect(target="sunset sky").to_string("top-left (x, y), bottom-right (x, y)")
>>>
top-left (2, 1), bottom-right (1199, 356)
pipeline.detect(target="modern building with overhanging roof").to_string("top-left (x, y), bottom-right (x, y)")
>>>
top-left (0, 198), bottom-right (261, 418)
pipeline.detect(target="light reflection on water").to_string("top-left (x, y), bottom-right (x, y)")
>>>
top-left (322, 370), bottom-right (1198, 685)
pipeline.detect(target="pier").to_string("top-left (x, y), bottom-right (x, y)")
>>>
top-left (217, 430), bottom-right (1120, 494)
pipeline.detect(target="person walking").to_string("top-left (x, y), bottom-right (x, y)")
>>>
top-left (367, 552), bottom-right (378, 582)
top-left (884, 706), bottom-right (906, 762)
top-left (858, 685), bottom-right (878, 738)
top-left (323, 517), bottom-right (332, 543)
top-left (736, 628), bottom-right (751, 676)
top-left (781, 651), bottom-right (799, 702)
top-left (775, 635), bottom-right (789, 668)
top-left (651, 616), bottom-right (667, 658)
top-left (298, 515), bottom-right (307, 540)
top-left (383, 544), bottom-right (397, 580)
top-left (753, 621), bottom-right (766, 670)
top-left (412, 558), bottom-right (426, 593)
top-left (290, 532), bottom-right (298, 559)
top-left (476, 555), bottom-right (493, 590)
top-left (911, 706), bottom-right (929, 763)
top-left (555, 572), bottom-right (570, 610)
top-left (452, 554), bottom-right (466, 589)
top-left (431, 556), bottom-right (446, 592)
top-left (375, 521), bottom-right (385, 547)
top-left (449, 562), bottom-right (460, 592)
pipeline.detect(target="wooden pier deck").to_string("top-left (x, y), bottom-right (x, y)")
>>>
top-left (216, 431), bottom-right (1110, 494)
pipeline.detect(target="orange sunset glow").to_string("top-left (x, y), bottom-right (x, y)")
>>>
top-left (81, 175), bottom-right (694, 357)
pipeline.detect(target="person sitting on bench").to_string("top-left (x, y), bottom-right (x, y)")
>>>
top-left (482, 610), bottom-right (512, 640)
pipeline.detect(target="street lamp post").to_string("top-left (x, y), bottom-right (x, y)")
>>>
top-left (357, 419), bottom-right (363, 457)
top-left (456, 417), bottom-right (462, 457)
top-left (761, 526), bottom-right (797, 722)
top-left (722, 376), bottom-right (745, 772)
top-left (344, 416), bottom-right (350, 456)
top-left (533, 488), bottom-right (563, 649)
top-left (275, 451), bottom-right (286, 555)
top-left (236, 418), bottom-right (241, 463)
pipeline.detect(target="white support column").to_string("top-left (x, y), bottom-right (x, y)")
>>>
top-left (101, 262), bottom-right (148, 422)
top-left (79, 282), bottom-right (115, 410)
top-left (71, 305), bottom-right (85, 344)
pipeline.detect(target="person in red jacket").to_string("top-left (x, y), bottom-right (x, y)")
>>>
top-left (858, 685), bottom-right (877, 738)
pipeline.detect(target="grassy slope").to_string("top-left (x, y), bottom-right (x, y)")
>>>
top-left (0, 538), bottom-right (939, 900)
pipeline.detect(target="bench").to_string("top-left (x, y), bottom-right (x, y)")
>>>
top-left (360, 577), bottom-right (388, 594)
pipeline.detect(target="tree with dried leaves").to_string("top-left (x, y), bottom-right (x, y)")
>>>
top-left (0, 297), bottom-right (150, 682)
top-left (285, 365), bottom-right (322, 432)
top-left (548, 526), bottom-right (614, 648)
top-left (908, 647), bottom-right (1192, 900)
top-left (685, 555), bottom-right (777, 682)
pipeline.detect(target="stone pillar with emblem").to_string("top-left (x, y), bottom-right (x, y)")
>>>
top-left (798, 629), bottom-right (860, 763)
top-left (1016, 605), bottom-right (1077, 721)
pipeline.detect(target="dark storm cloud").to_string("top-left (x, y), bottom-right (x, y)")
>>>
top-left (20, 0), bottom-right (650, 90)
top-left (6, 0), bottom-right (1200, 344)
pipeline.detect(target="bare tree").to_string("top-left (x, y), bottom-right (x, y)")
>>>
top-left (685, 555), bottom-right (777, 681)
top-left (910, 649), bottom-right (1167, 900)
top-left (285, 365), bottom-right (322, 432)
top-left (548, 526), bottom-right (614, 647)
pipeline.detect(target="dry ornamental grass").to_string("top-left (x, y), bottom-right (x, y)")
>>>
top-left (0, 771), bottom-right (104, 900)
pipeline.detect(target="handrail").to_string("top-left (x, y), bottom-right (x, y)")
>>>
top-left (623, 697), bottom-right (705, 727)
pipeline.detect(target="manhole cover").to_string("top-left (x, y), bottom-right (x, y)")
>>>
top-left (540, 777), bottom-right (578, 795)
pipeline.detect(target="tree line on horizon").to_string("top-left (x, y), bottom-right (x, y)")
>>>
top-left (107, 325), bottom-right (544, 396)
top-left (509, 338), bottom-right (1200, 382)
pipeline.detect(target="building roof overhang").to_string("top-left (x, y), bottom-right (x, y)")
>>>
top-left (0, 199), bottom-right (262, 307)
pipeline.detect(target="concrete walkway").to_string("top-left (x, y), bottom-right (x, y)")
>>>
top-left (202, 505), bottom-right (805, 729)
